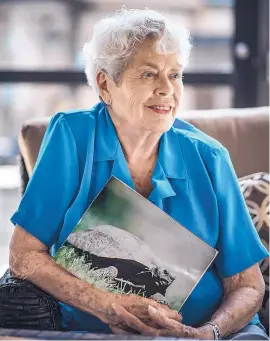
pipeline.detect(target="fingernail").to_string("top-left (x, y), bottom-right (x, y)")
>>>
top-left (112, 303), bottom-right (120, 315)
top-left (148, 305), bottom-right (157, 314)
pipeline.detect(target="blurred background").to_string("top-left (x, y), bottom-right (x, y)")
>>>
top-left (0, 0), bottom-right (269, 272)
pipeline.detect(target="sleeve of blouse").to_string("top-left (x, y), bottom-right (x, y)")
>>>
top-left (10, 113), bottom-right (79, 248)
top-left (206, 146), bottom-right (269, 278)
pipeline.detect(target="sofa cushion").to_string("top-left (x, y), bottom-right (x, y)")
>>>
top-left (239, 172), bottom-right (269, 331)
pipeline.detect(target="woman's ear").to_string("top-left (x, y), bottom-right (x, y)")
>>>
top-left (96, 71), bottom-right (111, 105)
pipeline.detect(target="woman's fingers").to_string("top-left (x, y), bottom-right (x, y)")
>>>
top-left (148, 305), bottom-right (181, 329)
top-left (109, 325), bottom-right (134, 335)
top-left (148, 305), bottom-right (171, 327)
top-left (161, 306), bottom-right (183, 322)
top-left (148, 306), bottom-right (188, 338)
top-left (150, 301), bottom-right (182, 322)
top-left (112, 303), bottom-right (158, 336)
top-left (110, 303), bottom-right (185, 338)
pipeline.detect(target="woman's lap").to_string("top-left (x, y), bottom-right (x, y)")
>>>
top-left (225, 323), bottom-right (269, 340)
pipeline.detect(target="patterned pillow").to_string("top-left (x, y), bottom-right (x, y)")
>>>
top-left (239, 172), bottom-right (269, 331)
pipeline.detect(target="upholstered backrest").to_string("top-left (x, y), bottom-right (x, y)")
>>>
top-left (19, 107), bottom-right (269, 178)
top-left (179, 107), bottom-right (269, 177)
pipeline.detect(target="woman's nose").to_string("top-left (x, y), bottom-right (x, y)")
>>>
top-left (155, 77), bottom-right (174, 96)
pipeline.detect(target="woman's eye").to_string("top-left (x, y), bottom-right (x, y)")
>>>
top-left (171, 73), bottom-right (181, 79)
top-left (142, 72), bottom-right (156, 78)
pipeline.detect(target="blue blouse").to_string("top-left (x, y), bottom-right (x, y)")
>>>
top-left (11, 102), bottom-right (269, 333)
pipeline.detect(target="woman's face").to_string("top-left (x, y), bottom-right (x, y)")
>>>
top-left (102, 38), bottom-right (183, 133)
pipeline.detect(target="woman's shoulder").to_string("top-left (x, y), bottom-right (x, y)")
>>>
top-left (172, 118), bottom-right (226, 159)
top-left (48, 103), bottom-right (105, 143)
top-left (55, 103), bottom-right (102, 128)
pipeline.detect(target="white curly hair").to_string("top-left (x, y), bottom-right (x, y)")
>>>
top-left (83, 8), bottom-right (192, 92)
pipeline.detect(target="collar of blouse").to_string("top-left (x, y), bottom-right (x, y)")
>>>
top-left (93, 103), bottom-right (188, 203)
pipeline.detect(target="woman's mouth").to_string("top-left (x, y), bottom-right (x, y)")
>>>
top-left (147, 105), bottom-right (172, 115)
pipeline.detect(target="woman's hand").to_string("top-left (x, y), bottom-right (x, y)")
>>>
top-left (99, 293), bottom-right (182, 331)
top-left (110, 304), bottom-right (213, 339)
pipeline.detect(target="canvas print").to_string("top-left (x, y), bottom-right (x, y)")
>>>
top-left (53, 177), bottom-right (218, 310)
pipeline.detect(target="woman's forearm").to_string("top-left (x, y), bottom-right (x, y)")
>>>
top-left (202, 286), bottom-right (263, 337)
top-left (196, 265), bottom-right (265, 340)
top-left (10, 248), bottom-right (110, 320)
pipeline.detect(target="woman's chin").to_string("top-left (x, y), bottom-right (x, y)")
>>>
top-left (143, 108), bottom-right (175, 131)
top-left (143, 119), bottom-right (174, 133)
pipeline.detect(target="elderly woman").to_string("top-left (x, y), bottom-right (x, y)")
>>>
top-left (9, 8), bottom-right (268, 340)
